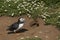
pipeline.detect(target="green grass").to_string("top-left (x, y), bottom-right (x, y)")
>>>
top-left (43, 12), bottom-right (60, 30)
top-left (20, 38), bottom-right (41, 40)
top-left (0, 0), bottom-right (41, 16)
top-left (42, 0), bottom-right (60, 6)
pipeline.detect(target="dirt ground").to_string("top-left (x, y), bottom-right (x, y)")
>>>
top-left (0, 16), bottom-right (60, 40)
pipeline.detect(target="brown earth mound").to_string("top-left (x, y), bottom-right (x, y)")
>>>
top-left (0, 16), bottom-right (60, 40)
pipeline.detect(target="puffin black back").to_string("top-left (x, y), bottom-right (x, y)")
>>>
top-left (7, 22), bottom-right (19, 31)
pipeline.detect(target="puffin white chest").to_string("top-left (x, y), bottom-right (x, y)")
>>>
top-left (18, 23), bottom-right (24, 29)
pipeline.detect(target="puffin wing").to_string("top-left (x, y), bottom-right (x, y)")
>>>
top-left (8, 22), bottom-right (19, 31)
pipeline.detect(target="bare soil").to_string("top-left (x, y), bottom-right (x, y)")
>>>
top-left (0, 16), bottom-right (60, 40)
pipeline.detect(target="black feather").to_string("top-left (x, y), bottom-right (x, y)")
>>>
top-left (7, 22), bottom-right (19, 31)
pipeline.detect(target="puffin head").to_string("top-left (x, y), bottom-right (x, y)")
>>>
top-left (18, 17), bottom-right (25, 23)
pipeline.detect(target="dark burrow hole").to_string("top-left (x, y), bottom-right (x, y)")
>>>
top-left (30, 21), bottom-right (39, 27)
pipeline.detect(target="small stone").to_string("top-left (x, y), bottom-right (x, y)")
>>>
top-left (45, 36), bottom-right (49, 39)
top-left (34, 36), bottom-right (38, 38)
top-left (20, 37), bottom-right (24, 39)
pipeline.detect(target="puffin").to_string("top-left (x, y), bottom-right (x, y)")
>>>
top-left (7, 17), bottom-right (25, 32)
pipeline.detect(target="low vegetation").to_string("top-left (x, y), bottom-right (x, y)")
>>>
top-left (20, 37), bottom-right (41, 40)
